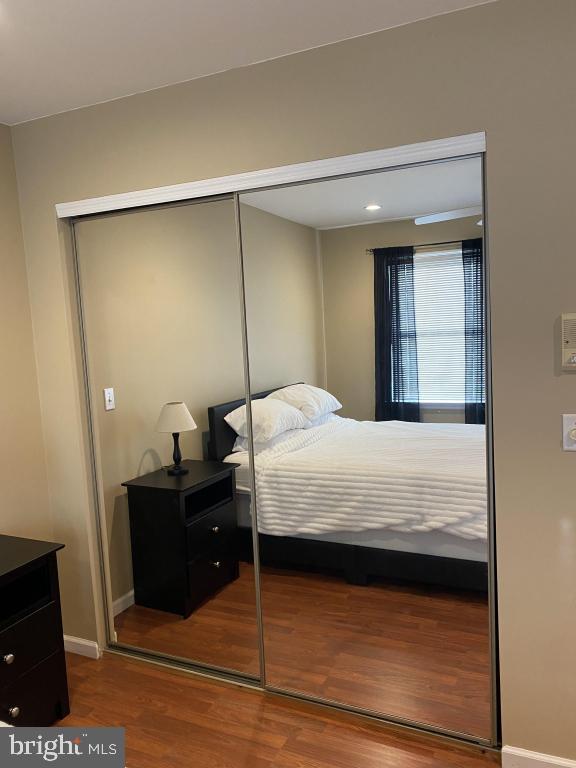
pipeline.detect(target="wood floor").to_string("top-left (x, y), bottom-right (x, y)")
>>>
top-left (115, 562), bottom-right (261, 675)
top-left (116, 563), bottom-right (491, 738)
top-left (62, 653), bottom-right (499, 768)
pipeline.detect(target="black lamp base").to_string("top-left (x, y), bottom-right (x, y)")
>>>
top-left (167, 431), bottom-right (188, 476)
top-left (167, 465), bottom-right (188, 476)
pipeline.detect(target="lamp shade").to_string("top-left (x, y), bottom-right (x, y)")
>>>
top-left (156, 402), bottom-right (197, 434)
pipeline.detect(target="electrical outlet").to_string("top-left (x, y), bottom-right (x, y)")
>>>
top-left (562, 414), bottom-right (576, 450)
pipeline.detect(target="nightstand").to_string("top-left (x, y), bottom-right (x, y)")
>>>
top-left (0, 535), bottom-right (69, 726)
top-left (123, 459), bottom-right (240, 618)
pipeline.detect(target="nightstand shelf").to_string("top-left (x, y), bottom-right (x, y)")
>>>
top-left (123, 459), bottom-right (240, 618)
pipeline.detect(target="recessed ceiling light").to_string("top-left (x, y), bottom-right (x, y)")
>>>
top-left (364, 203), bottom-right (381, 212)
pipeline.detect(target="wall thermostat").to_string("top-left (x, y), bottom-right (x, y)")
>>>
top-left (561, 313), bottom-right (576, 370)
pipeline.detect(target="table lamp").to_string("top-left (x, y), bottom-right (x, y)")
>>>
top-left (156, 401), bottom-right (197, 476)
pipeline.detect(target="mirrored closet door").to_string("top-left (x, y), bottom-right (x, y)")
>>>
top-left (237, 156), bottom-right (494, 738)
top-left (74, 197), bottom-right (261, 679)
top-left (74, 147), bottom-right (495, 744)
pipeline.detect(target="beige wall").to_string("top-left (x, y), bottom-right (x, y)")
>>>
top-left (77, 201), bottom-right (243, 602)
top-left (0, 125), bottom-right (50, 539)
top-left (321, 217), bottom-right (482, 421)
top-left (240, 204), bottom-right (325, 392)
top-left (9, 0), bottom-right (576, 755)
top-left (76, 201), bottom-right (323, 601)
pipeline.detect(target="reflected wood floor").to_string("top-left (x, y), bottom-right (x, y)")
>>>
top-left (116, 563), bottom-right (491, 737)
top-left (115, 562), bottom-right (261, 675)
top-left (63, 653), bottom-right (499, 768)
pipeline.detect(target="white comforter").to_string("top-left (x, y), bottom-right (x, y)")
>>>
top-left (249, 418), bottom-right (486, 540)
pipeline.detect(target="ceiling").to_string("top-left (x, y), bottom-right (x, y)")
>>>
top-left (0, 0), bottom-right (496, 125)
top-left (241, 157), bottom-right (482, 230)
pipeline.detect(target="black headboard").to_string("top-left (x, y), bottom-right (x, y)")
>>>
top-left (206, 384), bottom-right (299, 461)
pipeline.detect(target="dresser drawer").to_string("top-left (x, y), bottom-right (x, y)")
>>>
top-left (0, 650), bottom-right (69, 726)
top-left (0, 602), bottom-right (61, 688)
top-left (186, 501), bottom-right (237, 561)
top-left (187, 555), bottom-right (239, 612)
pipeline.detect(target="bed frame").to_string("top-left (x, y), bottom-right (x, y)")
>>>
top-left (205, 387), bottom-right (488, 593)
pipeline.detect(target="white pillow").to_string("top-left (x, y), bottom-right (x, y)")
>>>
top-left (233, 428), bottom-right (301, 454)
top-left (225, 398), bottom-right (309, 442)
top-left (267, 384), bottom-right (342, 421)
top-left (305, 412), bottom-right (341, 429)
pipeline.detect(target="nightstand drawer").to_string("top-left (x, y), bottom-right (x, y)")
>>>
top-left (186, 501), bottom-right (237, 561)
top-left (0, 602), bottom-right (61, 687)
top-left (0, 650), bottom-right (68, 727)
top-left (187, 555), bottom-right (239, 610)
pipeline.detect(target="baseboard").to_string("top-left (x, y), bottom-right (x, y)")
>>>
top-left (64, 635), bottom-right (101, 659)
top-left (113, 589), bottom-right (135, 617)
top-left (502, 746), bottom-right (576, 768)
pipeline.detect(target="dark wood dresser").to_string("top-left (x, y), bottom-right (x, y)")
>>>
top-left (123, 459), bottom-right (240, 618)
top-left (0, 535), bottom-right (69, 726)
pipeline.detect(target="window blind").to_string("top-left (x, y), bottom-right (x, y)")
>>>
top-left (374, 240), bottom-right (485, 420)
top-left (412, 245), bottom-right (466, 404)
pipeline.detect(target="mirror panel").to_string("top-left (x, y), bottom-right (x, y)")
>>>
top-left (239, 157), bottom-right (492, 737)
top-left (74, 198), bottom-right (260, 679)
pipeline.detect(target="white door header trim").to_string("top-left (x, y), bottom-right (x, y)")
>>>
top-left (56, 132), bottom-right (485, 219)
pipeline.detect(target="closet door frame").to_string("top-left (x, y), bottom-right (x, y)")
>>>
top-left (60, 131), bottom-right (499, 749)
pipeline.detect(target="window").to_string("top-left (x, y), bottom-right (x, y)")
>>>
top-left (374, 239), bottom-right (485, 423)
top-left (412, 245), bottom-right (466, 404)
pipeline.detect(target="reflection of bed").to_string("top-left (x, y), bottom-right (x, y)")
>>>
top-left (205, 389), bottom-right (488, 592)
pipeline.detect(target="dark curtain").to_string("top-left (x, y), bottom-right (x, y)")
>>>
top-left (374, 246), bottom-right (420, 422)
top-left (462, 238), bottom-right (485, 424)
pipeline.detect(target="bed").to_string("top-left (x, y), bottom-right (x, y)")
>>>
top-left (205, 387), bottom-right (488, 591)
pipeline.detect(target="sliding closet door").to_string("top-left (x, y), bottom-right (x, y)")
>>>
top-left (74, 198), bottom-right (261, 680)
top-left (238, 157), bottom-right (495, 740)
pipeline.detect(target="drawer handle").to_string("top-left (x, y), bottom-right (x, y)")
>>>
top-left (8, 706), bottom-right (20, 720)
top-left (211, 526), bottom-right (220, 534)
top-left (2, 653), bottom-right (15, 665)
top-left (210, 560), bottom-right (221, 569)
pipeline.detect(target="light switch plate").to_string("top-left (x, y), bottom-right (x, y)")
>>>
top-left (562, 414), bottom-right (576, 450)
top-left (103, 387), bottom-right (115, 411)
